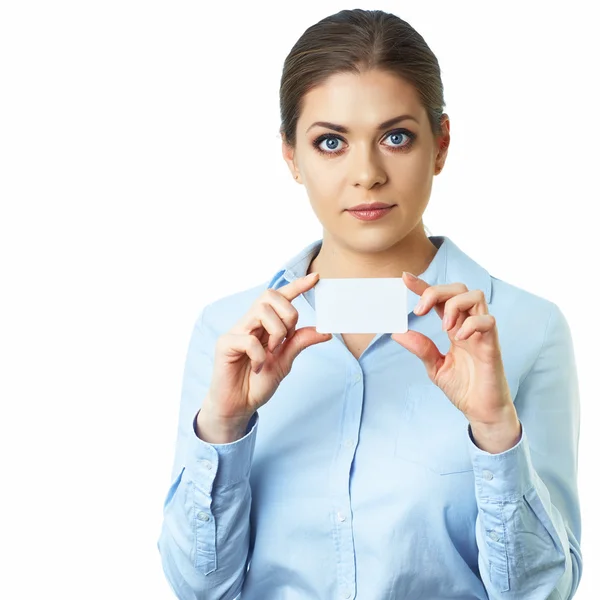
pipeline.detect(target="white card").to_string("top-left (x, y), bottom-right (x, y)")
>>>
top-left (314, 277), bottom-right (408, 334)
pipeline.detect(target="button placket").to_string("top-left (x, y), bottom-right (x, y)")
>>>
top-left (329, 363), bottom-right (362, 600)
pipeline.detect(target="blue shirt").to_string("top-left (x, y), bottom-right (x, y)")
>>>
top-left (158, 235), bottom-right (582, 600)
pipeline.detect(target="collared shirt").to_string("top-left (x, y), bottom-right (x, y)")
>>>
top-left (158, 235), bottom-right (582, 600)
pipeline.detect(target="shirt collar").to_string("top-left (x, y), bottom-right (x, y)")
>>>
top-left (266, 235), bottom-right (492, 314)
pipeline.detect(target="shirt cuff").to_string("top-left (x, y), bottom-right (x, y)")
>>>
top-left (467, 420), bottom-right (536, 502)
top-left (184, 410), bottom-right (259, 494)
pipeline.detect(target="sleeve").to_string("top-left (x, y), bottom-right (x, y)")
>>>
top-left (157, 304), bottom-right (260, 600)
top-left (467, 302), bottom-right (583, 600)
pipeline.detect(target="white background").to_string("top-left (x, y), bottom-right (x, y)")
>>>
top-left (1, 1), bottom-right (597, 598)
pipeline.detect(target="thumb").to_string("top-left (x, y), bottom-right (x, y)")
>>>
top-left (391, 330), bottom-right (442, 375)
top-left (278, 326), bottom-right (332, 368)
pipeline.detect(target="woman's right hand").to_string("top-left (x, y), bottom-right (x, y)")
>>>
top-left (202, 272), bottom-right (332, 433)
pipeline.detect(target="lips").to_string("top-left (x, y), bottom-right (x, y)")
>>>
top-left (347, 202), bottom-right (394, 211)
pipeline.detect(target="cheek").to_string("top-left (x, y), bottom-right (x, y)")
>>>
top-left (305, 170), bottom-right (344, 206)
top-left (307, 191), bottom-right (337, 221)
top-left (392, 152), bottom-right (431, 182)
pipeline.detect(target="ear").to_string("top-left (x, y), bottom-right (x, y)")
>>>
top-left (434, 114), bottom-right (451, 175)
top-left (281, 135), bottom-right (302, 183)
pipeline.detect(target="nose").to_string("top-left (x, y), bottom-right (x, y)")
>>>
top-left (351, 142), bottom-right (387, 188)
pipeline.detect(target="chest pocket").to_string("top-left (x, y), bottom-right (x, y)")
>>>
top-left (394, 383), bottom-right (474, 475)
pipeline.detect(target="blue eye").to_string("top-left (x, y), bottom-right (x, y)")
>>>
top-left (386, 131), bottom-right (409, 147)
top-left (312, 129), bottom-right (416, 157)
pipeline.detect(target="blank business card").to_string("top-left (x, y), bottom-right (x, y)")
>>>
top-left (314, 277), bottom-right (408, 334)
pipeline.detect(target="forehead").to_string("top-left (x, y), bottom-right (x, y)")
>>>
top-left (299, 69), bottom-right (424, 125)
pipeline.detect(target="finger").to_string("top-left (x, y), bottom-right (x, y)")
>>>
top-left (218, 333), bottom-right (267, 373)
top-left (413, 282), bottom-right (469, 319)
top-left (442, 289), bottom-right (488, 331)
top-left (254, 303), bottom-right (290, 352)
top-left (278, 272), bottom-right (322, 302)
top-left (276, 326), bottom-right (332, 370)
top-left (260, 289), bottom-right (300, 341)
top-left (232, 288), bottom-right (300, 343)
top-left (454, 314), bottom-right (496, 341)
top-left (391, 330), bottom-right (444, 381)
top-left (402, 271), bottom-right (431, 296)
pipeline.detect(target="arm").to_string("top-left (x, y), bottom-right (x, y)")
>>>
top-left (468, 302), bottom-right (582, 599)
top-left (157, 305), bottom-right (259, 600)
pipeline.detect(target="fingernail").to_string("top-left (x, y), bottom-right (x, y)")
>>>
top-left (306, 272), bottom-right (319, 279)
top-left (414, 301), bottom-right (425, 314)
top-left (404, 272), bottom-right (417, 280)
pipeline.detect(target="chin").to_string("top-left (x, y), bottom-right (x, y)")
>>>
top-left (342, 229), bottom-right (405, 252)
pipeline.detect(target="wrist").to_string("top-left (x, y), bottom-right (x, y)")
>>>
top-left (469, 412), bottom-right (522, 454)
top-left (195, 408), bottom-right (250, 444)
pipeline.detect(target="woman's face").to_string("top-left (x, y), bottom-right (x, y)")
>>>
top-left (282, 69), bottom-right (450, 251)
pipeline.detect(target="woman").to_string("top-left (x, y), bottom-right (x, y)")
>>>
top-left (157, 9), bottom-right (582, 599)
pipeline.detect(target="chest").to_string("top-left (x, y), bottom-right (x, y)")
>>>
top-left (341, 333), bottom-right (376, 361)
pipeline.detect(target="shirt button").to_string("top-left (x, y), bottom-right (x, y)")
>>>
top-left (353, 372), bottom-right (362, 383)
top-left (201, 460), bottom-right (213, 471)
top-left (489, 531), bottom-right (499, 542)
top-left (197, 512), bottom-right (210, 521)
top-left (482, 469), bottom-right (494, 481)
top-left (342, 589), bottom-right (352, 599)
top-left (337, 511), bottom-right (346, 522)
top-left (344, 438), bottom-right (354, 448)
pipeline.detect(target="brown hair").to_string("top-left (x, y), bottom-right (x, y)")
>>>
top-left (279, 8), bottom-right (446, 149)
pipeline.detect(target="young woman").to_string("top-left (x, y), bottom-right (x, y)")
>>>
top-left (158, 9), bottom-right (582, 599)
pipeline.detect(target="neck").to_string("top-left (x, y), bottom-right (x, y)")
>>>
top-left (307, 226), bottom-right (439, 279)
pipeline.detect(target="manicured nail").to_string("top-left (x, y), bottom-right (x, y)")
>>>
top-left (404, 272), bottom-right (417, 280)
top-left (306, 272), bottom-right (319, 279)
top-left (414, 301), bottom-right (425, 314)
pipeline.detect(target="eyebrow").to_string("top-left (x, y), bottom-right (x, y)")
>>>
top-left (306, 114), bottom-right (419, 134)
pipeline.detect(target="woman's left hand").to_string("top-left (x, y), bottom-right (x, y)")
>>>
top-left (391, 272), bottom-right (517, 429)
